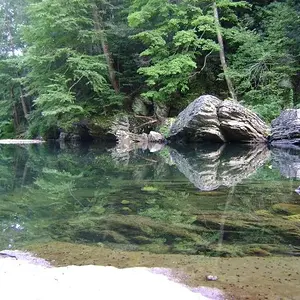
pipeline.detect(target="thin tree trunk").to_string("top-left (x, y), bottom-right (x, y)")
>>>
top-left (10, 86), bottom-right (19, 129)
top-left (13, 104), bottom-right (19, 129)
top-left (20, 87), bottom-right (28, 119)
top-left (213, 1), bottom-right (237, 101)
top-left (92, 4), bottom-right (119, 93)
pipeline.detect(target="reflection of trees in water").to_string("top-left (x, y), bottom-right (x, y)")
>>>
top-left (0, 143), bottom-right (300, 256)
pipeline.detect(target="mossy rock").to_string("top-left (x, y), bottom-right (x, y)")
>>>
top-left (285, 214), bottom-right (300, 221)
top-left (157, 118), bottom-right (176, 138)
top-left (272, 203), bottom-right (300, 215)
top-left (121, 200), bottom-right (131, 205)
top-left (88, 115), bottom-right (116, 140)
top-left (255, 210), bottom-right (273, 217)
top-left (245, 246), bottom-right (271, 256)
top-left (141, 186), bottom-right (158, 193)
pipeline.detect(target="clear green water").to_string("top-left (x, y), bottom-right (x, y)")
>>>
top-left (1, 142), bottom-right (300, 257)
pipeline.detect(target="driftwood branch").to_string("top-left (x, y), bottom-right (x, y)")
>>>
top-left (189, 50), bottom-right (213, 79)
top-left (134, 115), bottom-right (155, 120)
top-left (135, 119), bottom-right (158, 130)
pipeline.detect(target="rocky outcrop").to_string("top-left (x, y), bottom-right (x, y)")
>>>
top-left (270, 109), bottom-right (300, 148)
top-left (218, 100), bottom-right (269, 142)
top-left (169, 95), bottom-right (268, 143)
top-left (114, 130), bottom-right (165, 154)
top-left (170, 143), bottom-right (270, 191)
top-left (148, 131), bottom-right (165, 143)
top-left (169, 95), bottom-right (224, 143)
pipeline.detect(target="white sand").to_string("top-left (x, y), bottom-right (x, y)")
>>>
top-left (0, 251), bottom-right (223, 300)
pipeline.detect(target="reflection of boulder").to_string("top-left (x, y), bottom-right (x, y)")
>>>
top-left (170, 144), bottom-right (270, 191)
top-left (271, 147), bottom-right (300, 178)
top-left (169, 95), bottom-right (269, 143)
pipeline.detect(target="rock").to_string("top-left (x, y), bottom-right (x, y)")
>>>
top-left (58, 132), bottom-right (69, 142)
top-left (169, 95), bottom-right (224, 143)
top-left (270, 109), bottom-right (300, 148)
top-left (148, 131), bottom-right (165, 143)
top-left (157, 118), bottom-right (176, 138)
top-left (154, 102), bottom-right (169, 120)
top-left (132, 97), bottom-right (151, 116)
top-left (114, 129), bottom-right (165, 155)
top-left (110, 115), bottom-right (131, 136)
top-left (206, 275), bottom-right (218, 281)
top-left (169, 95), bottom-right (269, 143)
top-left (218, 100), bottom-right (269, 142)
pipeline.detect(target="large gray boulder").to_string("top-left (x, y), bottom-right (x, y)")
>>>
top-left (169, 95), bottom-right (225, 143)
top-left (169, 95), bottom-right (268, 143)
top-left (218, 100), bottom-right (269, 142)
top-left (270, 109), bottom-right (300, 148)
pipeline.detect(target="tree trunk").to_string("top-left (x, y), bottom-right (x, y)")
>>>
top-left (20, 87), bottom-right (29, 119)
top-left (213, 1), bottom-right (237, 101)
top-left (10, 86), bottom-right (19, 129)
top-left (92, 4), bottom-right (119, 93)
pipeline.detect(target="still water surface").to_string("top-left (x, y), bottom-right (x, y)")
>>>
top-left (1, 142), bottom-right (300, 298)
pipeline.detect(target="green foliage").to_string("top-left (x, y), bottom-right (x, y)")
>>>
top-left (20, 0), bottom-right (120, 135)
top-left (228, 1), bottom-right (300, 122)
top-left (0, 0), bottom-right (300, 137)
top-left (128, 0), bottom-right (219, 103)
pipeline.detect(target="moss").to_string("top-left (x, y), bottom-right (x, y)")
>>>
top-left (285, 214), bottom-right (300, 221)
top-left (255, 209), bottom-right (273, 217)
top-left (121, 207), bottom-right (132, 212)
top-left (157, 118), bottom-right (176, 138)
top-left (91, 115), bottom-right (115, 130)
top-left (245, 247), bottom-right (271, 256)
top-left (96, 230), bottom-right (129, 244)
top-left (141, 186), bottom-right (158, 192)
top-left (90, 206), bottom-right (106, 215)
top-left (272, 203), bottom-right (300, 215)
top-left (121, 200), bottom-right (131, 205)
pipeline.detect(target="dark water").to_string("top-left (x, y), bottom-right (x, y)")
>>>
top-left (1, 142), bottom-right (300, 257)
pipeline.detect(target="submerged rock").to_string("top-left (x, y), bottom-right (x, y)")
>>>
top-left (169, 95), bottom-right (268, 143)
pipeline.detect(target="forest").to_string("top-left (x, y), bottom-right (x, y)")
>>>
top-left (0, 0), bottom-right (299, 139)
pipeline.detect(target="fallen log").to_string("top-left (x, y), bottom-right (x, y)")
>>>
top-left (0, 139), bottom-right (44, 144)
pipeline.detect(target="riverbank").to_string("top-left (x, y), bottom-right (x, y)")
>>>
top-left (25, 242), bottom-right (300, 300)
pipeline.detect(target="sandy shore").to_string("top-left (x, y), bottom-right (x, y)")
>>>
top-left (0, 250), bottom-right (222, 300)
top-left (23, 242), bottom-right (300, 300)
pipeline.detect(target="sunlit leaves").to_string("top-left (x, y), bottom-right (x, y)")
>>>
top-left (128, 0), bottom-right (219, 102)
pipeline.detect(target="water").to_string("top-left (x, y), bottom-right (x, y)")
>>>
top-left (0, 142), bottom-right (299, 258)
top-left (2, 142), bottom-right (300, 298)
